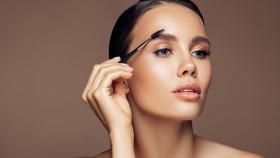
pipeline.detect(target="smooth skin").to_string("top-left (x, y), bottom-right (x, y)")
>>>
top-left (82, 2), bottom-right (264, 158)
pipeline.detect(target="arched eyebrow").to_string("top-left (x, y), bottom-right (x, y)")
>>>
top-left (152, 33), bottom-right (211, 47)
top-left (190, 35), bottom-right (211, 47)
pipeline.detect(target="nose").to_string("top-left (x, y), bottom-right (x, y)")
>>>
top-left (177, 55), bottom-right (197, 78)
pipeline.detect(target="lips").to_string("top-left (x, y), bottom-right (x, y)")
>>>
top-left (171, 82), bottom-right (201, 101)
top-left (172, 82), bottom-right (201, 94)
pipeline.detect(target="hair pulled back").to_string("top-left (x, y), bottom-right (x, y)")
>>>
top-left (109, 0), bottom-right (205, 60)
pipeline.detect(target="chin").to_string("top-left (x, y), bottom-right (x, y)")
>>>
top-left (143, 102), bottom-right (204, 121)
top-left (170, 102), bottom-right (203, 120)
top-left (128, 92), bottom-right (206, 121)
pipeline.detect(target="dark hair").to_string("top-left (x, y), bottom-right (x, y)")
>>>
top-left (109, 0), bottom-right (205, 60)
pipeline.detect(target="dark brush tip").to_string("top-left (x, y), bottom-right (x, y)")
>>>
top-left (151, 29), bottom-right (165, 39)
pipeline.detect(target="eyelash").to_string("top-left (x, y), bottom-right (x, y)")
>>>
top-left (154, 48), bottom-right (210, 59)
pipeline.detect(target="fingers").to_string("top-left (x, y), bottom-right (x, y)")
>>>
top-left (81, 56), bottom-right (133, 129)
top-left (89, 64), bottom-right (133, 95)
top-left (98, 67), bottom-right (133, 95)
top-left (82, 57), bottom-right (121, 101)
top-left (81, 57), bottom-right (122, 126)
top-left (88, 65), bottom-right (132, 117)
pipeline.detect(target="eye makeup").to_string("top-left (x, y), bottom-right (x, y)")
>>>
top-left (152, 43), bottom-right (210, 59)
top-left (120, 28), bottom-right (211, 62)
top-left (154, 48), bottom-right (173, 57)
top-left (191, 50), bottom-right (210, 58)
top-left (153, 44), bottom-right (173, 58)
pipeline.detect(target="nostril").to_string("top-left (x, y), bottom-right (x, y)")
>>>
top-left (178, 61), bottom-right (197, 77)
top-left (182, 70), bottom-right (187, 76)
top-left (191, 70), bottom-right (195, 76)
top-left (182, 69), bottom-right (196, 77)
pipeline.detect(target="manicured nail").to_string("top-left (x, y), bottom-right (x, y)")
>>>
top-left (121, 63), bottom-right (130, 67)
top-left (111, 56), bottom-right (120, 60)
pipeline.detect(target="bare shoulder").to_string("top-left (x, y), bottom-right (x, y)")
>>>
top-left (93, 149), bottom-right (112, 158)
top-left (194, 135), bottom-right (264, 158)
top-left (88, 136), bottom-right (264, 158)
top-left (237, 151), bottom-right (265, 158)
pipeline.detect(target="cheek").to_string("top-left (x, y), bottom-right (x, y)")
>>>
top-left (196, 60), bottom-right (212, 93)
top-left (127, 61), bottom-right (173, 110)
top-left (126, 58), bottom-right (212, 119)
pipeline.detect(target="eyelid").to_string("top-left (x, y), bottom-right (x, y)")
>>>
top-left (153, 43), bottom-right (171, 50)
top-left (192, 48), bottom-right (210, 52)
top-left (152, 42), bottom-right (210, 54)
top-left (191, 45), bottom-right (210, 52)
top-left (191, 43), bottom-right (210, 50)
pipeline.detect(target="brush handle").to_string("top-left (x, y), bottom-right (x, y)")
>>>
top-left (120, 29), bottom-right (164, 63)
top-left (120, 38), bottom-right (151, 63)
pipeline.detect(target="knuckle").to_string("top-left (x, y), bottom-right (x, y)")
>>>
top-left (99, 66), bottom-right (107, 74)
top-left (81, 94), bottom-right (87, 102)
top-left (91, 89), bottom-right (101, 99)
top-left (86, 91), bottom-right (94, 101)
top-left (93, 64), bottom-right (100, 70)
top-left (86, 91), bottom-right (99, 105)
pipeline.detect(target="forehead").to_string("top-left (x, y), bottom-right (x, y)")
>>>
top-left (129, 3), bottom-right (206, 51)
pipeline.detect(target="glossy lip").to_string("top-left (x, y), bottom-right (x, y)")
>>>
top-left (171, 82), bottom-right (201, 94)
top-left (171, 82), bottom-right (201, 101)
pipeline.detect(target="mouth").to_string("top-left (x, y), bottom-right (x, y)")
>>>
top-left (171, 82), bottom-right (201, 101)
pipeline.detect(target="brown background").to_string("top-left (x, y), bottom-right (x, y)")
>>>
top-left (0, 1), bottom-right (279, 158)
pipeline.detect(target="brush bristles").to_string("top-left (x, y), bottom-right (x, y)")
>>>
top-left (151, 29), bottom-right (165, 39)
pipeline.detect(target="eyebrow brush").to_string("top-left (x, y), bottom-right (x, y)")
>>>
top-left (120, 28), bottom-right (165, 63)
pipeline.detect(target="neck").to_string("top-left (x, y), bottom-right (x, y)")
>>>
top-left (131, 105), bottom-right (196, 158)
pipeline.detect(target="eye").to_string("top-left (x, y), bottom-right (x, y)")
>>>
top-left (154, 48), bottom-right (173, 58)
top-left (191, 50), bottom-right (210, 59)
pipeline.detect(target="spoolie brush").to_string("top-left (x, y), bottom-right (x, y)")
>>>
top-left (120, 28), bottom-right (165, 63)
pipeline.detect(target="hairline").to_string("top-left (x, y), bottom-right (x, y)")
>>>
top-left (126, 1), bottom-right (205, 53)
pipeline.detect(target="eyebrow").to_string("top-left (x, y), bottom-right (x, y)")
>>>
top-left (152, 33), bottom-right (211, 47)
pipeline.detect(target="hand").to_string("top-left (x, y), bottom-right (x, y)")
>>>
top-left (81, 56), bottom-right (134, 132)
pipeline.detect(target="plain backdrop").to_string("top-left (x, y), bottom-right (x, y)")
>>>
top-left (0, 0), bottom-right (279, 158)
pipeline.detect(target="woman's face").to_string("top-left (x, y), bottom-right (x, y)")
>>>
top-left (126, 3), bottom-right (212, 120)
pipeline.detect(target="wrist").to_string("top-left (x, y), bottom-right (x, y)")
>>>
top-left (109, 126), bottom-right (134, 140)
top-left (109, 126), bottom-right (135, 158)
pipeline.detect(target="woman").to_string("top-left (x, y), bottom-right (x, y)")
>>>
top-left (82, 0), bottom-right (264, 158)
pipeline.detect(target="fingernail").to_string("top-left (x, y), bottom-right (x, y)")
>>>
top-left (126, 67), bottom-right (133, 71)
top-left (111, 56), bottom-right (120, 60)
top-left (121, 63), bottom-right (129, 67)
